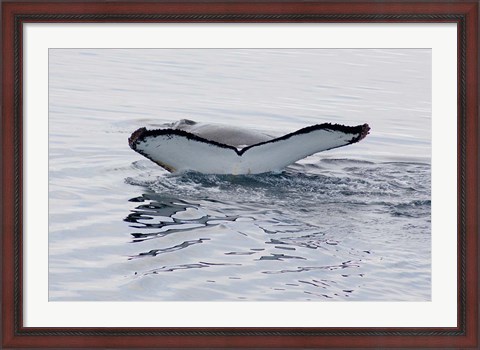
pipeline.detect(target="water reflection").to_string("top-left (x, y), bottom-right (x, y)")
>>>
top-left (123, 183), bottom-right (373, 300)
top-left (120, 161), bottom-right (431, 300)
top-left (142, 261), bottom-right (242, 275)
top-left (125, 194), bottom-right (238, 243)
top-left (129, 238), bottom-right (209, 259)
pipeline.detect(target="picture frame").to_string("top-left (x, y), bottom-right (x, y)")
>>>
top-left (2, 0), bottom-right (478, 348)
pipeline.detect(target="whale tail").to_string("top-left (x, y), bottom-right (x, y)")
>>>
top-left (129, 122), bottom-right (370, 175)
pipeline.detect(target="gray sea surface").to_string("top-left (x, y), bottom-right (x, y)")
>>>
top-left (49, 49), bottom-right (431, 301)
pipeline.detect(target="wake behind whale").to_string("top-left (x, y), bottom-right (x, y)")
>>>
top-left (129, 119), bottom-right (370, 174)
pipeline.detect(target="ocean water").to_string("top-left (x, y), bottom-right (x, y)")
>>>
top-left (49, 49), bottom-right (431, 301)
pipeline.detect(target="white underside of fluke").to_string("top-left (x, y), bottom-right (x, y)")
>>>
top-left (129, 120), bottom-right (370, 175)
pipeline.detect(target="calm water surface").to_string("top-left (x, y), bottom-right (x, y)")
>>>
top-left (49, 49), bottom-right (431, 301)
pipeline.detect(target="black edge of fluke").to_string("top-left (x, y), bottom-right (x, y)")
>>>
top-left (129, 127), bottom-right (242, 154)
top-left (239, 122), bottom-right (371, 154)
top-left (128, 122), bottom-right (371, 155)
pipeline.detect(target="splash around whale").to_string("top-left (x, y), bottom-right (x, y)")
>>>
top-left (129, 119), bottom-right (370, 175)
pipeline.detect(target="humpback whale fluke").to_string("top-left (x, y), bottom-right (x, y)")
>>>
top-left (129, 120), bottom-right (370, 175)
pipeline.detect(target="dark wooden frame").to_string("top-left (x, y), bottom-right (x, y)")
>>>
top-left (2, 1), bottom-right (478, 348)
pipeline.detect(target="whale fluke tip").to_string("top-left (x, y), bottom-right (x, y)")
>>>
top-left (129, 127), bottom-right (147, 149)
top-left (358, 123), bottom-right (370, 142)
